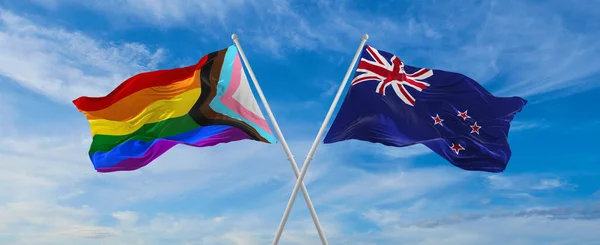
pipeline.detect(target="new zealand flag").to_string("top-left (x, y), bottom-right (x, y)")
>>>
top-left (323, 45), bottom-right (527, 172)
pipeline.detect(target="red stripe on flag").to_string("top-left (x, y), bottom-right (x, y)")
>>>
top-left (352, 76), bottom-right (380, 86)
top-left (404, 77), bottom-right (429, 90)
top-left (365, 46), bottom-right (385, 65)
top-left (357, 61), bottom-right (390, 78)
top-left (397, 84), bottom-right (415, 105)
top-left (73, 55), bottom-right (209, 112)
top-left (410, 68), bottom-right (431, 78)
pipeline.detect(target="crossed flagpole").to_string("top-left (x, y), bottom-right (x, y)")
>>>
top-left (232, 33), bottom-right (369, 245)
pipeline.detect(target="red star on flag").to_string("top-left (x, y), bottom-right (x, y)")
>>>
top-left (450, 143), bottom-right (465, 154)
top-left (470, 122), bottom-right (481, 134)
top-left (432, 114), bottom-right (444, 126)
top-left (457, 110), bottom-right (470, 120)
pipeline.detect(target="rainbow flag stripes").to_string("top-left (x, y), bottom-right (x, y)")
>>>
top-left (73, 46), bottom-right (275, 172)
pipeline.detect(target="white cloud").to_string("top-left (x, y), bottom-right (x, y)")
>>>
top-left (0, 90), bottom-right (16, 133)
top-left (0, 104), bottom-right (497, 244)
top-left (0, 102), bottom-right (598, 244)
top-left (369, 216), bottom-right (600, 245)
top-left (27, 0), bottom-right (438, 55)
top-left (0, 9), bottom-right (164, 103)
top-left (1, 2), bottom-right (600, 244)
top-left (112, 211), bottom-right (139, 227)
top-left (312, 166), bottom-right (468, 206)
top-left (91, 0), bottom-right (248, 27)
top-left (531, 178), bottom-right (576, 190)
top-left (23, 0), bottom-right (600, 100)
top-left (381, 202), bottom-right (600, 229)
top-left (486, 175), bottom-right (576, 191)
top-left (415, 0), bottom-right (600, 98)
top-left (381, 144), bottom-right (432, 159)
top-left (510, 121), bottom-right (547, 131)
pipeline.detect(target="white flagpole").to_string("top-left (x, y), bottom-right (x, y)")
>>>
top-left (271, 34), bottom-right (369, 245)
top-left (231, 34), bottom-right (329, 245)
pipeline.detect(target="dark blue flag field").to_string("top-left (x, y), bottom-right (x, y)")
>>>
top-left (324, 45), bottom-right (527, 172)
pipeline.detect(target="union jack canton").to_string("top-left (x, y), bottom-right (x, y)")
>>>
top-left (351, 45), bottom-right (433, 106)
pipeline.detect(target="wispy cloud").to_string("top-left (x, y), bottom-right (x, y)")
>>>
top-left (23, 0), bottom-right (600, 99)
top-left (0, 105), bottom-right (598, 244)
top-left (487, 175), bottom-right (577, 191)
top-left (27, 0), bottom-right (438, 55)
top-left (510, 120), bottom-right (548, 131)
top-left (314, 79), bottom-right (339, 98)
top-left (530, 178), bottom-right (576, 190)
top-left (381, 144), bottom-right (432, 159)
top-left (395, 203), bottom-right (600, 229)
top-left (0, 100), bottom-right (473, 244)
top-left (2, 1), bottom-right (600, 244)
top-left (312, 166), bottom-right (468, 206)
top-left (111, 211), bottom-right (139, 227)
top-left (0, 9), bottom-right (164, 103)
top-left (0, 89), bottom-right (17, 132)
top-left (415, 0), bottom-right (600, 98)
top-left (361, 209), bottom-right (600, 245)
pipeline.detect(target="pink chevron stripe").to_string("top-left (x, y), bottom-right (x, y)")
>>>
top-left (220, 54), bottom-right (273, 134)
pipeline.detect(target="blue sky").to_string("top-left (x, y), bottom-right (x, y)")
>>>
top-left (0, 0), bottom-right (599, 244)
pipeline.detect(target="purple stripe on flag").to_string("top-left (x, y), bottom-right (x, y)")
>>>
top-left (96, 127), bottom-right (252, 173)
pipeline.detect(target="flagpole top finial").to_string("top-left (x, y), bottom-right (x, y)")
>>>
top-left (362, 34), bottom-right (369, 40)
top-left (231, 34), bottom-right (238, 40)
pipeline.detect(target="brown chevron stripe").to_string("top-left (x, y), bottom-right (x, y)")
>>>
top-left (187, 48), bottom-right (268, 143)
